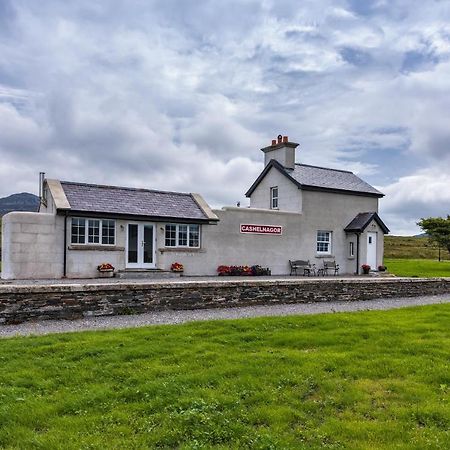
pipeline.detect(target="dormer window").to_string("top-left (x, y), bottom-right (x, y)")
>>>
top-left (270, 186), bottom-right (279, 209)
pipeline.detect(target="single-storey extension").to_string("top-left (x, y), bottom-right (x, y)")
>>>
top-left (1, 135), bottom-right (389, 279)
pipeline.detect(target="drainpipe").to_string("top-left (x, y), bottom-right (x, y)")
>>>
top-left (63, 212), bottom-right (68, 278)
top-left (356, 233), bottom-right (360, 275)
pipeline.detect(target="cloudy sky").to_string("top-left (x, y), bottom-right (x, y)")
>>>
top-left (1, 0), bottom-right (449, 234)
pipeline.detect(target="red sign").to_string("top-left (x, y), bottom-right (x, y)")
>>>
top-left (240, 224), bottom-right (283, 235)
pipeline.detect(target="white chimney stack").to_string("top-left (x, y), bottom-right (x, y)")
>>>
top-left (261, 135), bottom-right (299, 170)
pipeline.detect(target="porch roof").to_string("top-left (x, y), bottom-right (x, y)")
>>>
top-left (344, 212), bottom-right (390, 234)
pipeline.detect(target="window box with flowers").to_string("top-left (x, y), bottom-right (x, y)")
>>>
top-left (217, 265), bottom-right (271, 276)
top-left (97, 262), bottom-right (115, 278)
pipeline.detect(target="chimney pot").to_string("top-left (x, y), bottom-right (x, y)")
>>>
top-left (271, 139), bottom-right (276, 146)
top-left (283, 136), bottom-right (288, 143)
top-left (277, 134), bottom-right (282, 143)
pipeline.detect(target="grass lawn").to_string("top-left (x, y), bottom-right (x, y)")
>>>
top-left (385, 258), bottom-right (450, 278)
top-left (1, 305), bottom-right (449, 449)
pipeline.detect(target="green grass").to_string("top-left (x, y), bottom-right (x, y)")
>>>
top-left (385, 258), bottom-right (450, 278)
top-left (1, 305), bottom-right (449, 449)
top-left (385, 236), bottom-right (450, 260)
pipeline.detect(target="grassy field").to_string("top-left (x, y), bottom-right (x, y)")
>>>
top-left (384, 235), bottom-right (449, 260)
top-left (385, 258), bottom-right (450, 278)
top-left (384, 236), bottom-right (450, 277)
top-left (1, 305), bottom-right (449, 449)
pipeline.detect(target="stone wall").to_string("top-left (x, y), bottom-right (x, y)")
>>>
top-left (0, 278), bottom-right (448, 325)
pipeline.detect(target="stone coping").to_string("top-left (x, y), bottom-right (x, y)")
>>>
top-left (0, 277), bottom-right (448, 295)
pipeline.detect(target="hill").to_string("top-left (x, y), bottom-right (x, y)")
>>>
top-left (0, 192), bottom-right (39, 216)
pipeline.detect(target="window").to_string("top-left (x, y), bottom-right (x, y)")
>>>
top-left (317, 231), bottom-right (332, 254)
top-left (270, 186), bottom-right (278, 209)
top-left (71, 218), bottom-right (115, 245)
top-left (165, 224), bottom-right (177, 247)
top-left (102, 220), bottom-right (115, 245)
top-left (71, 218), bottom-right (85, 244)
top-left (165, 224), bottom-right (201, 248)
top-left (88, 219), bottom-right (100, 244)
top-left (349, 241), bottom-right (354, 257)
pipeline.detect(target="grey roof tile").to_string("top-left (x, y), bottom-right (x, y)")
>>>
top-left (60, 182), bottom-right (210, 221)
top-left (289, 164), bottom-right (383, 196)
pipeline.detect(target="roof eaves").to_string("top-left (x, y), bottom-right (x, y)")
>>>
top-left (245, 160), bottom-right (302, 197)
top-left (300, 184), bottom-right (384, 198)
top-left (64, 210), bottom-right (213, 223)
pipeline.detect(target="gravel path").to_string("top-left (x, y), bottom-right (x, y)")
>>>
top-left (1, 294), bottom-right (449, 339)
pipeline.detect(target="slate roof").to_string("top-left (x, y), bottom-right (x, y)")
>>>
top-left (246, 160), bottom-right (384, 197)
top-left (60, 181), bottom-right (213, 221)
top-left (344, 212), bottom-right (390, 234)
top-left (290, 164), bottom-right (383, 196)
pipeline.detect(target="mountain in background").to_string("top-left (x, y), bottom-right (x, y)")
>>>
top-left (0, 193), bottom-right (39, 216)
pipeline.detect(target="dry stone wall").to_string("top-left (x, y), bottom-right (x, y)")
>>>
top-left (0, 278), bottom-right (449, 325)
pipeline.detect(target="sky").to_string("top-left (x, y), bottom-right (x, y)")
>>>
top-left (0, 0), bottom-right (449, 235)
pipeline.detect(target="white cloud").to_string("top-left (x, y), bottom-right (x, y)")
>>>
top-left (0, 0), bottom-right (449, 234)
top-left (379, 168), bottom-right (450, 235)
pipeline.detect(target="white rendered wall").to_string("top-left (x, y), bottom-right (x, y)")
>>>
top-left (300, 190), bottom-right (380, 274)
top-left (1, 212), bottom-right (64, 279)
top-left (65, 218), bottom-right (128, 278)
top-left (158, 207), bottom-right (304, 276)
top-left (249, 167), bottom-right (302, 212)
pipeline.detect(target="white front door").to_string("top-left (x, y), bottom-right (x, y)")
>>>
top-left (126, 223), bottom-right (156, 269)
top-left (367, 232), bottom-right (377, 270)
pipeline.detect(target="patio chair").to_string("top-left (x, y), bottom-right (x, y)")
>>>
top-left (322, 260), bottom-right (340, 276)
top-left (289, 260), bottom-right (316, 276)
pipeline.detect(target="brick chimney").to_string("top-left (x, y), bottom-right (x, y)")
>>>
top-left (261, 135), bottom-right (299, 170)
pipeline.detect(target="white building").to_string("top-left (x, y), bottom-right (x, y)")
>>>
top-left (1, 136), bottom-right (389, 279)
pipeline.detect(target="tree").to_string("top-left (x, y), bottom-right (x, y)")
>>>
top-left (417, 216), bottom-right (450, 260)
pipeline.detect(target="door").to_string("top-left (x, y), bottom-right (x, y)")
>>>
top-left (126, 223), bottom-right (156, 268)
top-left (367, 232), bottom-right (377, 270)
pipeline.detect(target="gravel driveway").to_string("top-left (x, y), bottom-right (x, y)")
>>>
top-left (1, 294), bottom-right (449, 339)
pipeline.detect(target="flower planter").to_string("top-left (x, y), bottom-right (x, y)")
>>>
top-left (98, 270), bottom-right (114, 278)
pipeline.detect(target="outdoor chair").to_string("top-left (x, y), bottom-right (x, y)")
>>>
top-left (322, 260), bottom-right (340, 276)
top-left (289, 260), bottom-right (316, 276)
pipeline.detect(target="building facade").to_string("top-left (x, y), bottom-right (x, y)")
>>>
top-left (1, 136), bottom-right (389, 279)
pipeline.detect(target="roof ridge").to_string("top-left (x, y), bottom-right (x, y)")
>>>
top-left (295, 163), bottom-right (354, 174)
top-left (60, 180), bottom-right (192, 197)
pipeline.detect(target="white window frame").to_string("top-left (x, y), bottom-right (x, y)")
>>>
top-left (71, 217), bottom-right (116, 246)
top-left (316, 231), bottom-right (332, 254)
top-left (270, 186), bottom-right (279, 209)
top-left (349, 241), bottom-right (354, 258)
top-left (165, 224), bottom-right (201, 248)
